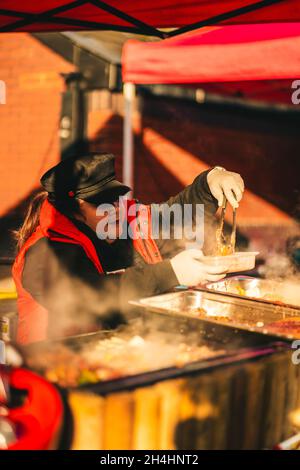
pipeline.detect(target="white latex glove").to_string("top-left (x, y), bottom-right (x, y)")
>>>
top-left (170, 249), bottom-right (228, 286)
top-left (207, 167), bottom-right (245, 209)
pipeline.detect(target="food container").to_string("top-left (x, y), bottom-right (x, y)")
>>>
top-left (205, 276), bottom-right (300, 309)
top-left (202, 252), bottom-right (259, 273)
top-left (21, 314), bottom-right (300, 450)
top-left (131, 290), bottom-right (300, 340)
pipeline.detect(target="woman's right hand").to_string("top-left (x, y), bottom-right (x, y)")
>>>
top-left (170, 249), bottom-right (228, 286)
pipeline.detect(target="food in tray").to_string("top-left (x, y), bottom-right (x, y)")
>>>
top-left (202, 252), bottom-right (258, 274)
top-left (194, 307), bottom-right (207, 317)
top-left (216, 243), bottom-right (234, 257)
top-left (236, 285), bottom-right (246, 297)
top-left (261, 293), bottom-right (285, 303)
top-left (235, 287), bottom-right (284, 303)
top-left (26, 335), bottom-right (225, 388)
top-left (266, 317), bottom-right (300, 338)
top-left (207, 278), bottom-right (287, 304)
top-left (194, 307), bottom-right (231, 322)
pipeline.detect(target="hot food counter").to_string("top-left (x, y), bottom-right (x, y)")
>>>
top-left (21, 289), bottom-right (300, 450)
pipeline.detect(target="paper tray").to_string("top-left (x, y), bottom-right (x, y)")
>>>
top-left (203, 252), bottom-right (259, 273)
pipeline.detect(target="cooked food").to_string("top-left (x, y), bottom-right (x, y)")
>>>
top-left (194, 307), bottom-right (231, 322)
top-left (193, 307), bottom-right (207, 317)
top-left (216, 243), bottom-right (234, 256)
top-left (266, 317), bottom-right (300, 338)
top-left (26, 335), bottom-right (225, 388)
top-left (261, 293), bottom-right (285, 303)
top-left (236, 285), bottom-right (246, 296)
top-left (232, 285), bottom-right (284, 303)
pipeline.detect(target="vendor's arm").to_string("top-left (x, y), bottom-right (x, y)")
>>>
top-left (163, 169), bottom-right (217, 212)
top-left (154, 167), bottom-right (244, 255)
top-left (162, 167), bottom-right (244, 214)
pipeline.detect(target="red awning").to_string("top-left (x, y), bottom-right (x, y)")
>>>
top-left (0, 1), bottom-right (299, 35)
top-left (122, 23), bottom-right (300, 104)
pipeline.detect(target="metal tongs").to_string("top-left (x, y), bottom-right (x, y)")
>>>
top-left (216, 195), bottom-right (237, 255)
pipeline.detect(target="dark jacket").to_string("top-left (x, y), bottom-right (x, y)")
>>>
top-left (21, 170), bottom-right (217, 332)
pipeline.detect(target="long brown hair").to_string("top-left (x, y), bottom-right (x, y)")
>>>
top-left (14, 191), bottom-right (48, 252)
top-left (15, 190), bottom-right (82, 252)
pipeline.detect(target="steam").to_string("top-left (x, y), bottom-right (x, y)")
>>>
top-left (42, 247), bottom-right (125, 340)
top-left (23, 313), bottom-right (227, 384)
top-left (258, 252), bottom-right (298, 280)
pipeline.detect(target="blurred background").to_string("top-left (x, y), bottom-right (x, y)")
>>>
top-left (0, 31), bottom-right (299, 267)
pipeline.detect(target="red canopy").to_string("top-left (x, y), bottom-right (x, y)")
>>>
top-left (122, 23), bottom-right (300, 104)
top-left (0, 1), bottom-right (299, 35)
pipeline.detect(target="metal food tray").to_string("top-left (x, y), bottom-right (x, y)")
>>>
top-left (20, 325), bottom-right (292, 450)
top-left (204, 276), bottom-right (300, 310)
top-left (22, 321), bottom-right (287, 395)
top-left (131, 290), bottom-right (300, 341)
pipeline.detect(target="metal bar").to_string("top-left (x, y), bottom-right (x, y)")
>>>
top-left (216, 195), bottom-right (227, 251)
top-left (0, 9), bottom-right (150, 34)
top-left (123, 82), bottom-right (135, 191)
top-left (0, 1), bottom-right (164, 37)
top-left (90, 0), bottom-right (165, 38)
top-left (167, 0), bottom-right (287, 38)
top-left (0, 0), bottom-right (88, 32)
top-left (231, 208), bottom-right (237, 251)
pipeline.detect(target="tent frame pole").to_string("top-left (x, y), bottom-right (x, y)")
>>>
top-left (123, 82), bottom-right (135, 192)
top-left (0, 0), bottom-right (285, 35)
top-left (168, 0), bottom-right (285, 37)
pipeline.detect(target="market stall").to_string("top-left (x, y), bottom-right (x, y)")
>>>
top-left (1, 1), bottom-right (299, 35)
top-left (122, 22), bottom-right (300, 188)
top-left (18, 292), bottom-right (300, 449)
top-left (1, 1), bottom-right (300, 453)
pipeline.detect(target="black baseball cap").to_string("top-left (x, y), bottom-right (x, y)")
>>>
top-left (41, 153), bottom-right (130, 205)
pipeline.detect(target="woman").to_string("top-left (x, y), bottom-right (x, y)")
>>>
top-left (13, 153), bottom-right (244, 344)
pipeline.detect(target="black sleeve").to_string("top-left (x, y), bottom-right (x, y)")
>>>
top-left (119, 259), bottom-right (178, 305)
top-left (163, 169), bottom-right (218, 211)
top-left (152, 169), bottom-right (219, 256)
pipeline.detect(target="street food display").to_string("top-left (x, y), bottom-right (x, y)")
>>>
top-left (25, 333), bottom-right (226, 388)
top-left (205, 276), bottom-right (300, 309)
top-left (205, 196), bottom-right (259, 272)
top-left (266, 317), bottom-right (300, 338)
top-left (20, 316), bottom-right (299, 450)
top-left (132, 289), bottom-right (300, 340)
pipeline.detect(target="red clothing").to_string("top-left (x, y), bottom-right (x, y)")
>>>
top-left (12, 199), bottom-right (161, 345)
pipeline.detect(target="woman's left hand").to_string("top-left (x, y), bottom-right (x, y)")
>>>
top-left (207, 167), bottom-right (245, 209)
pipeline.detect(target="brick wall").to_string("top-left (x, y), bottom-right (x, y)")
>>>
top-left (0, 33), bottom-right (74, 218)
top-left (0, 33), bottom-right (298, 258)
top-left (88, 93), bottom-right (300, 220)
top-left (88, 93), bottom-right (300, 254)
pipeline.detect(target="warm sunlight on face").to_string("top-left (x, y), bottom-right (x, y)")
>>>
top-left (76, 199), bottom-right (123, 243)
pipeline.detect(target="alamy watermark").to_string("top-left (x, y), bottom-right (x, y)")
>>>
top-left (291, 340), bottom-right (300, 364)
top-left (94, 197), bottom-right (205, 248)
top-left (291, 80), bottom-right (300, 105)
top-left (0, 80), bottom-right (6, 105)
